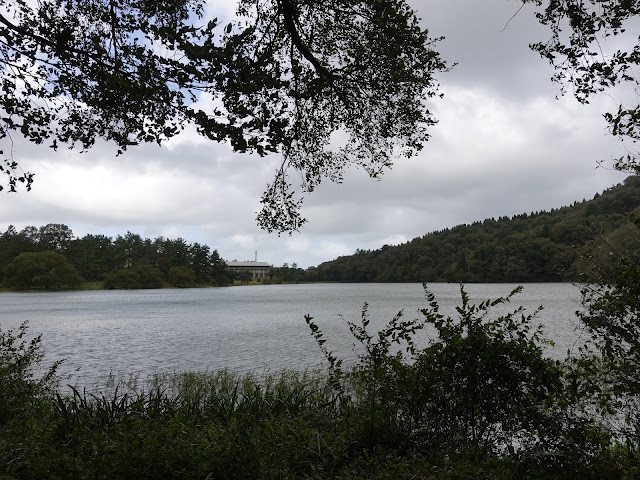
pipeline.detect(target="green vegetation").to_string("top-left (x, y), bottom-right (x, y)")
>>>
top-left (3, 251), bottom-right (82, 291)
top-left (2, 279), bottom-right (640, 479)
top-left (571, 212), bottom-right (640, 445)
top-left (268, 262), bottom-right (308, 283)
top-left (2, 1), bottom-right (639, 475)
top-left (103, 264), bottom-right (164, 290)
top-left (0, 322), bottom-right (61, 426)
top-left (0, 226), bottom-right (234, 290)
top-left (168, 266), bottom-right (197, 288)
top-left (3, 178), bottom-right (638, 290)
top-left (310, 176), bottom-right (640, 283)
top-left (525, 0), bottom-right (640, 175)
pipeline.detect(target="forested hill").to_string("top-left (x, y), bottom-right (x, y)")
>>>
top-left (312, 176), bottom-right (640, 283)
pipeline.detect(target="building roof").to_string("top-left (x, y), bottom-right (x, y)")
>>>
top-left (225, 261), bottom-right (272, 268)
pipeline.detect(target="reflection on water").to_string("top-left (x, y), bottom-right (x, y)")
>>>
top-left (0, 283), bottom-right (586, 390)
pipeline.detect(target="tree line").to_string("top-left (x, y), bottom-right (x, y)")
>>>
top-left (3, 176), bottom-right (638, 290)
top-left (0, 227), bottom-right (234, 290)
top-left (303, 176), bottom-right (640, 283)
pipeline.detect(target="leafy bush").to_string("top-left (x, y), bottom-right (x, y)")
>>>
top-left (576, 219), bottom-right (640, 454)
top-left (307, 303), bottom-right (427, 450)
top-left (104, 264), bottom-right (164, 289)
top-left (410, 286), bottom-right (563, 456)
top-left (168, 266), bottom-right (196, 288)
top-left (307, 285), bottom-right (565, 458)
top-left (134, 264), bottom-right (164, 288)
top-left (104, 268), bottom-right (142, 289)
top-left (3, 251), bottom-right (83, 290)
top-left (2, 285), bottom-right (636, 479)
top-left (0, 322), bottom-right (60, 425)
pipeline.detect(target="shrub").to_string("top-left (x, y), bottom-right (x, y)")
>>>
top-left (577, 256), bottom-right (640, 453)
top-left (104, 264), bottom-right (164, 289)
top-left (306, 284), bottom-right (565, 458)
top-left (410, 286), bottom-right (563, 456)
top-left (134, 264), bottom-right (164, 288)
top-left (0, 322), bottom-right (60, 425)
top-left (168, 266), bottom-right (196, 288)
top-left (104, 268), bottom-right (142, 289)
top-left (3, 251), bottom-right (83, 290)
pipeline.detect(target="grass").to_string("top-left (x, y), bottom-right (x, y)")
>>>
top-left (1, 365), bottom-right (636, 480)
top-left (2, 369), bottom-right (350, 479)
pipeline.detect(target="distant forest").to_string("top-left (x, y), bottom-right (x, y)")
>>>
top-left (2, 176), bottom-right (639, 289)
top-left (0, 228), bottom-right (233, 289)
top-left (297, 175), bottom-right (640, 283)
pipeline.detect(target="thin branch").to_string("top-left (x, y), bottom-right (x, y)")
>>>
top-left (502, 3), bottom-right (526, 32)
top-left (0, 12), bottom-right (117, 72)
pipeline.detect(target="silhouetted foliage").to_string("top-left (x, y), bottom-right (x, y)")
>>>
top-left (0, 322), bottom-right (60, 426)
top-left (572, 213), bottom-right (640, 450)
top-left (304, 284), bottom-right (614, 473)
top-left (0, 0), bottom-right (447, 232)
top-left (525, 0), bottom-right (640, 173)
top-left (1, 289), bottom-right (638, 478)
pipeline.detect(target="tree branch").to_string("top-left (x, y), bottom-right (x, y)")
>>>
top-left (0, 12), bottom-right (116, 72)
top-left (502, 3), bottom-right (526, 32)
top-left (277, 0), bottom-right (350, 107)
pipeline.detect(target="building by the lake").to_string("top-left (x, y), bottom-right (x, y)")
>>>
top-left (225, 261), bottom-right (272, 280)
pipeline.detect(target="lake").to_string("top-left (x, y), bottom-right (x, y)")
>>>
top-left (0, 283), bottom-right (588, 390)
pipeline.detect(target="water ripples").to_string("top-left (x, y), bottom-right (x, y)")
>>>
top-left (0, 283), bottom-right (585, 391)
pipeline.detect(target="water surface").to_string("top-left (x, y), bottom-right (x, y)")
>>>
top-left (0, 283), bottom-right (587, 390)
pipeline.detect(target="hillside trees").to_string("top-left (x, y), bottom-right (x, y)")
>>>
top-left (0, 0), bottom-right (447, 232)
top-left (312, 177), bottom-right (640, 283)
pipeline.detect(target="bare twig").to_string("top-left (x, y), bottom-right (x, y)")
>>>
top-left (502, 4), bottom-right (526, 32)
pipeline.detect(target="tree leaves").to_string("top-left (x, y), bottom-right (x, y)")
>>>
top-left (0, 0), bottom-right (447, 232)
top-left (525, 0), bottom-right (640, 173)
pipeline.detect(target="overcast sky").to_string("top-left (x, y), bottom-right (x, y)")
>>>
top-left (0, 0), bottom-right (632, 268)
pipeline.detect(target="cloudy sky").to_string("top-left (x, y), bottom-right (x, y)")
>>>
top-left (0, 0), bottom-right (632, 268)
